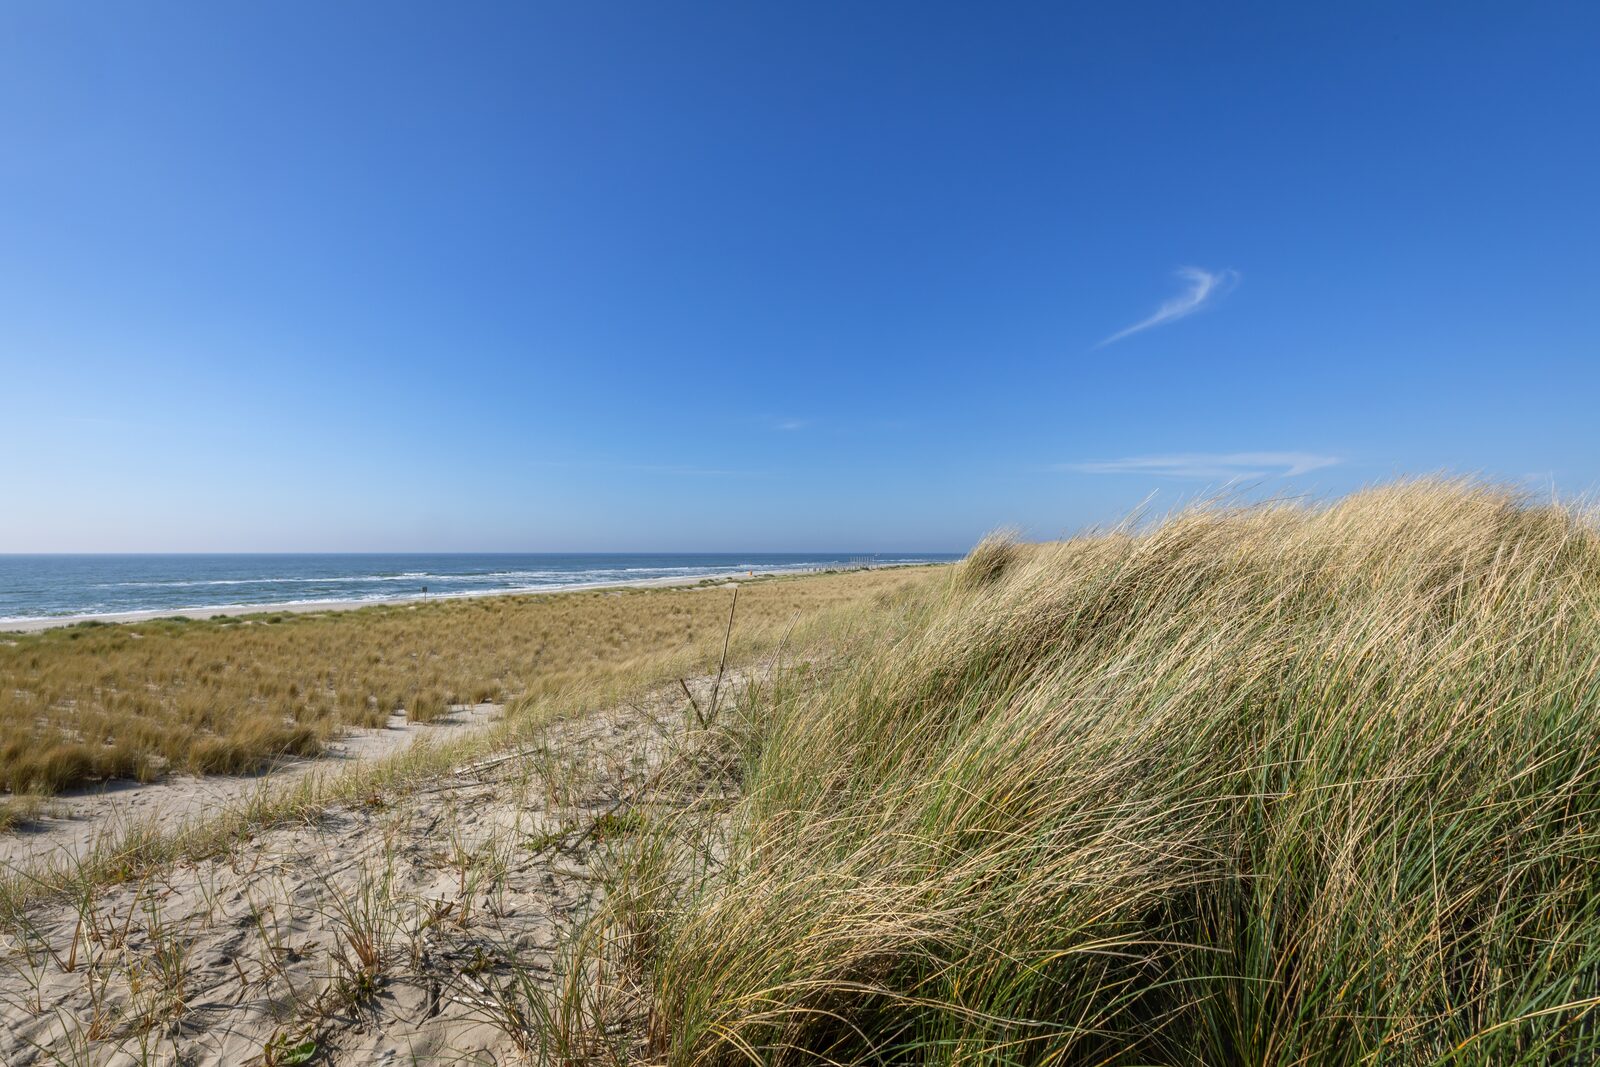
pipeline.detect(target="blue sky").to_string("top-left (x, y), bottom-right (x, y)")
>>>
top-left (2, 2), bottom-right (1596, 552)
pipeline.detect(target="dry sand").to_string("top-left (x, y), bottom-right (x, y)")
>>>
top-left (0, 675), bottom-right (712, 1065)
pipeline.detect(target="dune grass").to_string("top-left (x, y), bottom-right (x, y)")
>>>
top-left (614, 480), bottom-right (1600, 1064)
top-left (0, 569), bottom-right (928, 796)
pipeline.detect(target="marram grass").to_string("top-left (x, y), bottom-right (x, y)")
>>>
top-left (633, 480), bottom-right (1600, 1065)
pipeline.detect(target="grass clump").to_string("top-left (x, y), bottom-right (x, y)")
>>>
top-left (0, 794), bottom-right (50, 832)
top-left (632, 479), bottom-right (1600, 1064)
top-left (957, 529), bottom-right (1023, 587)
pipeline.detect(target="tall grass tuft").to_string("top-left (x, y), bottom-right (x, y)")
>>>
top-left (637, 479), bottom-right (1600, 1065)
top-left (957, 530), bottom-right (1023, 588)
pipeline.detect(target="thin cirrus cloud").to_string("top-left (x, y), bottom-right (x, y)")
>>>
top-left (1097, 267), bottom-right (1240, 347)
top-left (750, 415), bottom-right (810, 431)
top-left (1063, 452), bottom-right (1341, 480)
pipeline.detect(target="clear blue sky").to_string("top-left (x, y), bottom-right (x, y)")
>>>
top-left (3, 2), bottom-right (1596, 552)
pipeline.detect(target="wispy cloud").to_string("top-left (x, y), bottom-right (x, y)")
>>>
top-left (1062, 452), bottom-right (1340, 480)
top-left (1098, 266), bottom-right (1239, 347)
top-left (773, 417), bottom-right (809, 431)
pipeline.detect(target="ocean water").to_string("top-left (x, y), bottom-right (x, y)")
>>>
top-left (0, 553), bottom-right (959, 624)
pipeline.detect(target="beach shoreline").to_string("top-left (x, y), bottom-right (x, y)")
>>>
top-left (0, 562), bottom-right (939, 634)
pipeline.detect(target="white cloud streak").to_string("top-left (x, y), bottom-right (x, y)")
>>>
top-left (1098, 266), bottom-right (1239, 347)
top-left (1063, 452), bottom-right (1340, 480)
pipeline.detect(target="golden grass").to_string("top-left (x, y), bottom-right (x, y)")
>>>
top-left (611, 480), bottom-right (1600, 1064)
top-left (0, 568), bottom-right (932, 796)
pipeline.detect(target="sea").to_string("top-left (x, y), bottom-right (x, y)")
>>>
top-left (0, 553), bottom-right (960, 625)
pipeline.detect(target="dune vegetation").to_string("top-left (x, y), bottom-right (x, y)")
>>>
top-left (593, 480), bottom-right (1600, 1064)
top-left (0, 569), bottom-right (923, 797)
